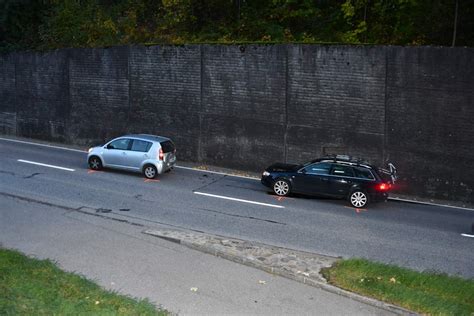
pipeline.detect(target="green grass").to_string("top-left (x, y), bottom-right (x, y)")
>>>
top-left (321, 258), bottom-right (474, 315)
top-left (0, 248), bottom-right (168, 315)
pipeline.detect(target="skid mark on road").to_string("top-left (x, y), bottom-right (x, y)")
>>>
top-left (134, 194), bottom-right (156, 203)
top-left (193, 174), bottom-right (227, 192)
top-left (23, 172), bottom-right (42, 179)
top-left (225, 183), bottom-right (267, 192)
top-left (196, 207), bottom-right (286, 225)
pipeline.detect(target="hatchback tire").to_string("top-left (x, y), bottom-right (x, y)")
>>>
top-left (273, 179), bottom-right (291, 196)
top-left (88, 156), bottom-right (102, 170)
top-left (349, 190), bottom-right (368, 208)
top-left (143, 164), bottom-right (157, 179)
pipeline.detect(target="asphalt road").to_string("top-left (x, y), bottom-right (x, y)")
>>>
top-left (1, 137), bottom-right (473, 279)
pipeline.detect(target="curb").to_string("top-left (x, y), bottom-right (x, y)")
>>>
top-left (144, 229), bottom-right (416, 315)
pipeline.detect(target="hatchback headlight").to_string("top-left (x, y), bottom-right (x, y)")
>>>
top-left (262, 171), bottom-right (270, 176)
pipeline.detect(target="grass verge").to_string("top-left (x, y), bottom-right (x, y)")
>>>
top-left (0, 248), bottom-right (167, 315)
top-left (321, 258), bottom-right (474, 315)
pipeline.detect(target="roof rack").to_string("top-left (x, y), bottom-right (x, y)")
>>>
top-left (321, 154), bottom-right (370, 167)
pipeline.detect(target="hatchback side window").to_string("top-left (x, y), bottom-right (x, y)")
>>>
top-left (353, 167), bottom-right (375, 180)
top-left (131, 140), bottom-right (152, 152)
top-left (303, 162), bottom-right (331, 175)
top-left (331, 164), bottom-right (355, 177)
top-left (108, 139), bottom-right (130, 150)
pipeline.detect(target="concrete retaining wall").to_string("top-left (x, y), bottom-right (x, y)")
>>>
top-left (1, 44), bottom-right (473, 203)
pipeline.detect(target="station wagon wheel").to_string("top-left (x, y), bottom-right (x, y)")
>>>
top-left (88, 156), bottom-right (102, 170)
top-left (273, 179), bottom-right (291, 196)
top-left (143, 165), bottom-right (157, 179)
top-left (349, 190), bottom-right (368, 208)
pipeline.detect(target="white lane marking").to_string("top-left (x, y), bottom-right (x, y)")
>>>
top-left (17, 159), bottom-right (75, 172)
top-left (461, 234), bottom-right (474, 238)
top-left (194, 191), bottom-right (284, 209)
top-left (0, 137), bottom-right (87, 153)
top-left (175, 165), bottom-right (259, 180)
top-left (388, 197), bottom-right (474, 212)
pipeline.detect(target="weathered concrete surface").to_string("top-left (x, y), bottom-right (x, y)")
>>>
top-left (143, 228), bottom-right (415, 315)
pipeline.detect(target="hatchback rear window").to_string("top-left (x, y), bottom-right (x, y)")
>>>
top-left (160, 140), bottom-right (175, 153)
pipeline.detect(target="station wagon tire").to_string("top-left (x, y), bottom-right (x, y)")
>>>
top-left (88, 156), bottom-right (102, 170)
top-left (349, 190), bottom-right (368, 208)
top-left (143, 164), bottom-right (157, 179)
top-left (273, 179), bottom-right (291, 196)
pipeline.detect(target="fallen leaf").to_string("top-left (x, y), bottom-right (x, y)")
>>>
top-left (258, 280), bottom-right (266, 285)
top-left (190, 287), bottom-right (198, 292)
top-left (95, 301), bottom-right (100, 305)
top-left (390, 277), bottom-right (396, 283)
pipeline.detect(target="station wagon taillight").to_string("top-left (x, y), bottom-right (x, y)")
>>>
top-left (377, 183), bottom-right (390, 191)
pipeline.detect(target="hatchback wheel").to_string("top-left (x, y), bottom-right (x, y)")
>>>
top-left (273, 179), bottom-right (290, 196)
top-left (143, 165), bottom-right (157, 179)
top-left (349, 190), bottom-right (368, 208)
top-left (88, 156), bottom-right (102, 170)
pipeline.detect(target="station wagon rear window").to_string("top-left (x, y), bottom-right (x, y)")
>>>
top-left (353, 167), bottom-right (375, 180)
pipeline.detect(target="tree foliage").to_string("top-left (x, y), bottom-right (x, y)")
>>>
top-left (1, 0), bottom-right (473, 51)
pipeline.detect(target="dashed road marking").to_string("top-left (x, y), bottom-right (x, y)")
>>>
top-left (194, 192), bottom-right (284, 209)
top-left (461, 234), bottom-right (474, 238)
top-left (17, 159), bottom-right (75, 172)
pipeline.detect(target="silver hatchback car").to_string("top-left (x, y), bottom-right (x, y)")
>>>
top-left (87, 134), bottom-right (176, 179)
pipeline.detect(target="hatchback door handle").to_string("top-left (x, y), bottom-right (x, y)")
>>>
top-left (340, 179), bottom-right (349, 184)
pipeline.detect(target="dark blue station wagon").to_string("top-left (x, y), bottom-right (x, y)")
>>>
top-left (261, 155), bottom-right (397, 208)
